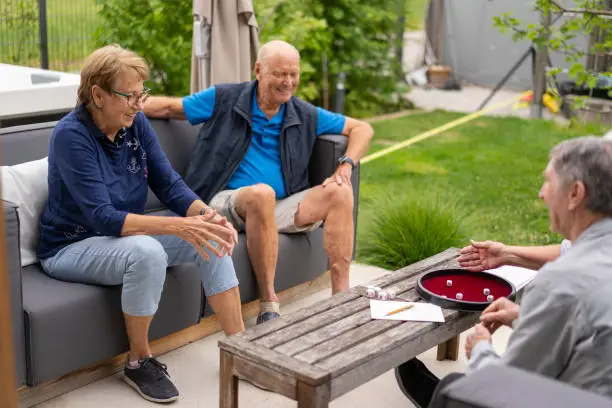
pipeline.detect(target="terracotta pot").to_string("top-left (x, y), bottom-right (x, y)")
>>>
top-left (427, 65), bottom-right (451, 88)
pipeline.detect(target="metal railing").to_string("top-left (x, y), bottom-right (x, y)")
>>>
top-left (0, 0), bottom-right (99, 72)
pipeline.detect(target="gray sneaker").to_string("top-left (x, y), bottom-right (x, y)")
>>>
top-left (256, 311), bottom-right (280, 325)
top-left (124, 357), bottom-right (179, 403)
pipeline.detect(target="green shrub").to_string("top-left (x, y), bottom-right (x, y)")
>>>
top-left (95, 0), bottom-right (409, 113)
top-left (95, 0), bottom-right (192, 96)
top-left (358, 194), bottom-right (468, 270)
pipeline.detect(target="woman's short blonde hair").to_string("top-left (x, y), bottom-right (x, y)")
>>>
top-left (77, 44), bottom-right (149, 105)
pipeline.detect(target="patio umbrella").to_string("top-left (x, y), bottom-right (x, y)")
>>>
top-left (191, 0), bottom-right (259, 93)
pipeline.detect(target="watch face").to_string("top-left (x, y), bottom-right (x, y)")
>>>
top-left (338, 156), bottom-right (353, 167)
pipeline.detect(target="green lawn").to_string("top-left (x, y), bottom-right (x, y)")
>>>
top-left (356, 111), bottom-right (605, 263)
top-left (0, 0), bottom-right (99, 71)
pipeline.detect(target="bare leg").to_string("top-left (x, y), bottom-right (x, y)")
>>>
top-left (235, 184), bottom-right (279, 303)
top-left (295, 182), bottom-right (354, 294)
top-left (207, 286), bottom-right (245, 335)
top-left (124, 314), bottom-right (154, 361)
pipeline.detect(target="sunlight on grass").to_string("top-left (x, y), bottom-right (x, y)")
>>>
top-left (403, 160), bottom-right (448, 175)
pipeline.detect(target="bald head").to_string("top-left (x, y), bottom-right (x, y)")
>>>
top-left (255, 40), bottom-right (301, 107)
top-left (257, 40), bottom-right (300, 67)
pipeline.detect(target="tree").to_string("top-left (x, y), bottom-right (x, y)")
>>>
top-left (494, 0), bottom-right (612, 91)
top-left (95, 0), bottom-right (193, 96)
top-left (256, 0), bottom-right (409, 117)
top-left (96, 0), bottom-right (409, 115)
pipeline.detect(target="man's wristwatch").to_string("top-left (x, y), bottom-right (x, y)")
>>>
top-left (337, 155), bottom-right (356, 169)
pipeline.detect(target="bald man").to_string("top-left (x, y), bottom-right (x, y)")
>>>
top-left (144, 40), bottom-right (373, 324)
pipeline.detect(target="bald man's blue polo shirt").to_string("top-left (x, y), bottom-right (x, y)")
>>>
top-left (183, 85), bottom-right (345, 199)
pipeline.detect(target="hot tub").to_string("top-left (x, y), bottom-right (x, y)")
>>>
top-left (0, 64), bottom-right (79, 127)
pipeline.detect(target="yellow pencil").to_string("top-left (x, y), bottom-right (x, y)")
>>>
top-left (385, 303), bottom-right (414, 316)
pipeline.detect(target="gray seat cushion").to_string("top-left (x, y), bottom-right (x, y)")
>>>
top-left (22, 263), bottom-right (202, 385)
top-left (205, 228), bottom-right (327, 315)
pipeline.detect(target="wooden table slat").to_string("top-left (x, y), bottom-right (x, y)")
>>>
top-left (274, 309), bottom-right (371, 356)
top-left (257, 258), bottom-right (458, 350)
top-left (294, 316), bottom-right (406, 365)
top-left (316, 309), bottom-right (474, 376)
top-left (274, 290), bottom-right (420, 357)
top-left (219, 336), bottom-right (330, 385)
top-left (232, 354), bottom-right (297, 399)
top-left (255, 297), bottom-right (370, 349)
top-left (238, 291), bottom-right (360, 342)
top-left (328, 313), bottom-right (478, 399)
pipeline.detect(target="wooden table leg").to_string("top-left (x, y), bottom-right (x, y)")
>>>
top-left (297, 382), bottom-right (330, 408)
top-left (436, 335), bottom-right (460, 361)
top-left (220, 350), bottom-right (238, 408)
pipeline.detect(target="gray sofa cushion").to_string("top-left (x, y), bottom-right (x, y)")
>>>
top-left (22, 263), bottom-right (202, 385)
top-left (144, 119), bottom-right (200, 212)
top-left (4, 201), bottom-right (26, 386)
top-left (204, 228), bottom-right (327, 315)
top-left (439, 365), bottom-right (612, 408)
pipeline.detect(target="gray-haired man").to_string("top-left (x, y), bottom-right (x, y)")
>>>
top-left (396, 136), bottom-right (612, 407)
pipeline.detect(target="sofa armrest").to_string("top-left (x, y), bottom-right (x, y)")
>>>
top-left (436, 365), bottom-right (612, 408)
top-left (2, 199), bottom-right (27, 386)
top-left (308, 133), bottom-right (361, 199)
top-left (309, 134), bottom-right (353, 184)
top-left (308, 134), bottom-right (360, 258)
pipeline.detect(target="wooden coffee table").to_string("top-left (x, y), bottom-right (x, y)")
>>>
top-left (218, 248), bottom-right (478, 407)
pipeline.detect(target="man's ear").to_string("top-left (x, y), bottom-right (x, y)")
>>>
top-left (254, 61), bottom-right (261, 79)
top-left (568, 181), bottom-right (586, 211)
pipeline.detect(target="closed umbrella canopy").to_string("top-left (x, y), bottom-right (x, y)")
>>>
top-left (191, 0), bottom-right (259, 93)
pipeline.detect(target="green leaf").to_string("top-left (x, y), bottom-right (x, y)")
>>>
top-left (569, 62), bottom-right (585, 78)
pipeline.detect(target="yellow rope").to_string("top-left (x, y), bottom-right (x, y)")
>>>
top-left (360, 91), bottom-right (532, 165)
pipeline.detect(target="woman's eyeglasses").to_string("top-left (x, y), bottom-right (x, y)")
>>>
top-left (111, 86), bottom-right (151, 105)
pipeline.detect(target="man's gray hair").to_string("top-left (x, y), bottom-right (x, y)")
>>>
top-left (550, 136), bottom-right (612, 216)
top-left (257, 40), bottom-right (299, 65)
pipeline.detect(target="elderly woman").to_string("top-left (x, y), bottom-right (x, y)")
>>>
top-left (37, 45), bottom-right (243, 403)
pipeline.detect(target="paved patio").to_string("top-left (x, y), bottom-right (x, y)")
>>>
top-left (38, 263), bottom-right (512, 408)
top-left (402, 30), bottom-right (566, 123)
top-left (408, 86), bottom-right (566, 123)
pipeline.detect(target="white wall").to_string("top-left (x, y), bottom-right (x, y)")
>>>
top-left (435, 0), bottom-right (587, 90)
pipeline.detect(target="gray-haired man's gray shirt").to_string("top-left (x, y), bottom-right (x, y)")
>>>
top-left (469, 218), bottom-right (612, 398)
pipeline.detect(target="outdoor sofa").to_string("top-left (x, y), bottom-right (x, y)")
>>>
top-left (1, 117), bottom-right (359, 387)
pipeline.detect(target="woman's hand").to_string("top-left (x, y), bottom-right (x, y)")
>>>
top-left (208, 210), bottom-right (239, 247)
top-left (176, 211), bottom-right (238, 260)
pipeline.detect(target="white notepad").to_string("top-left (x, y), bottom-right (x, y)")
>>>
top-left (484, 265), bottom-right (537, 291)
top-left (370, 299), bottom-right (445, 322)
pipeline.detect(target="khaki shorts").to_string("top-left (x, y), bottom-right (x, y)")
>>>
top-left (209, 187), bottom-right (322, 233)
